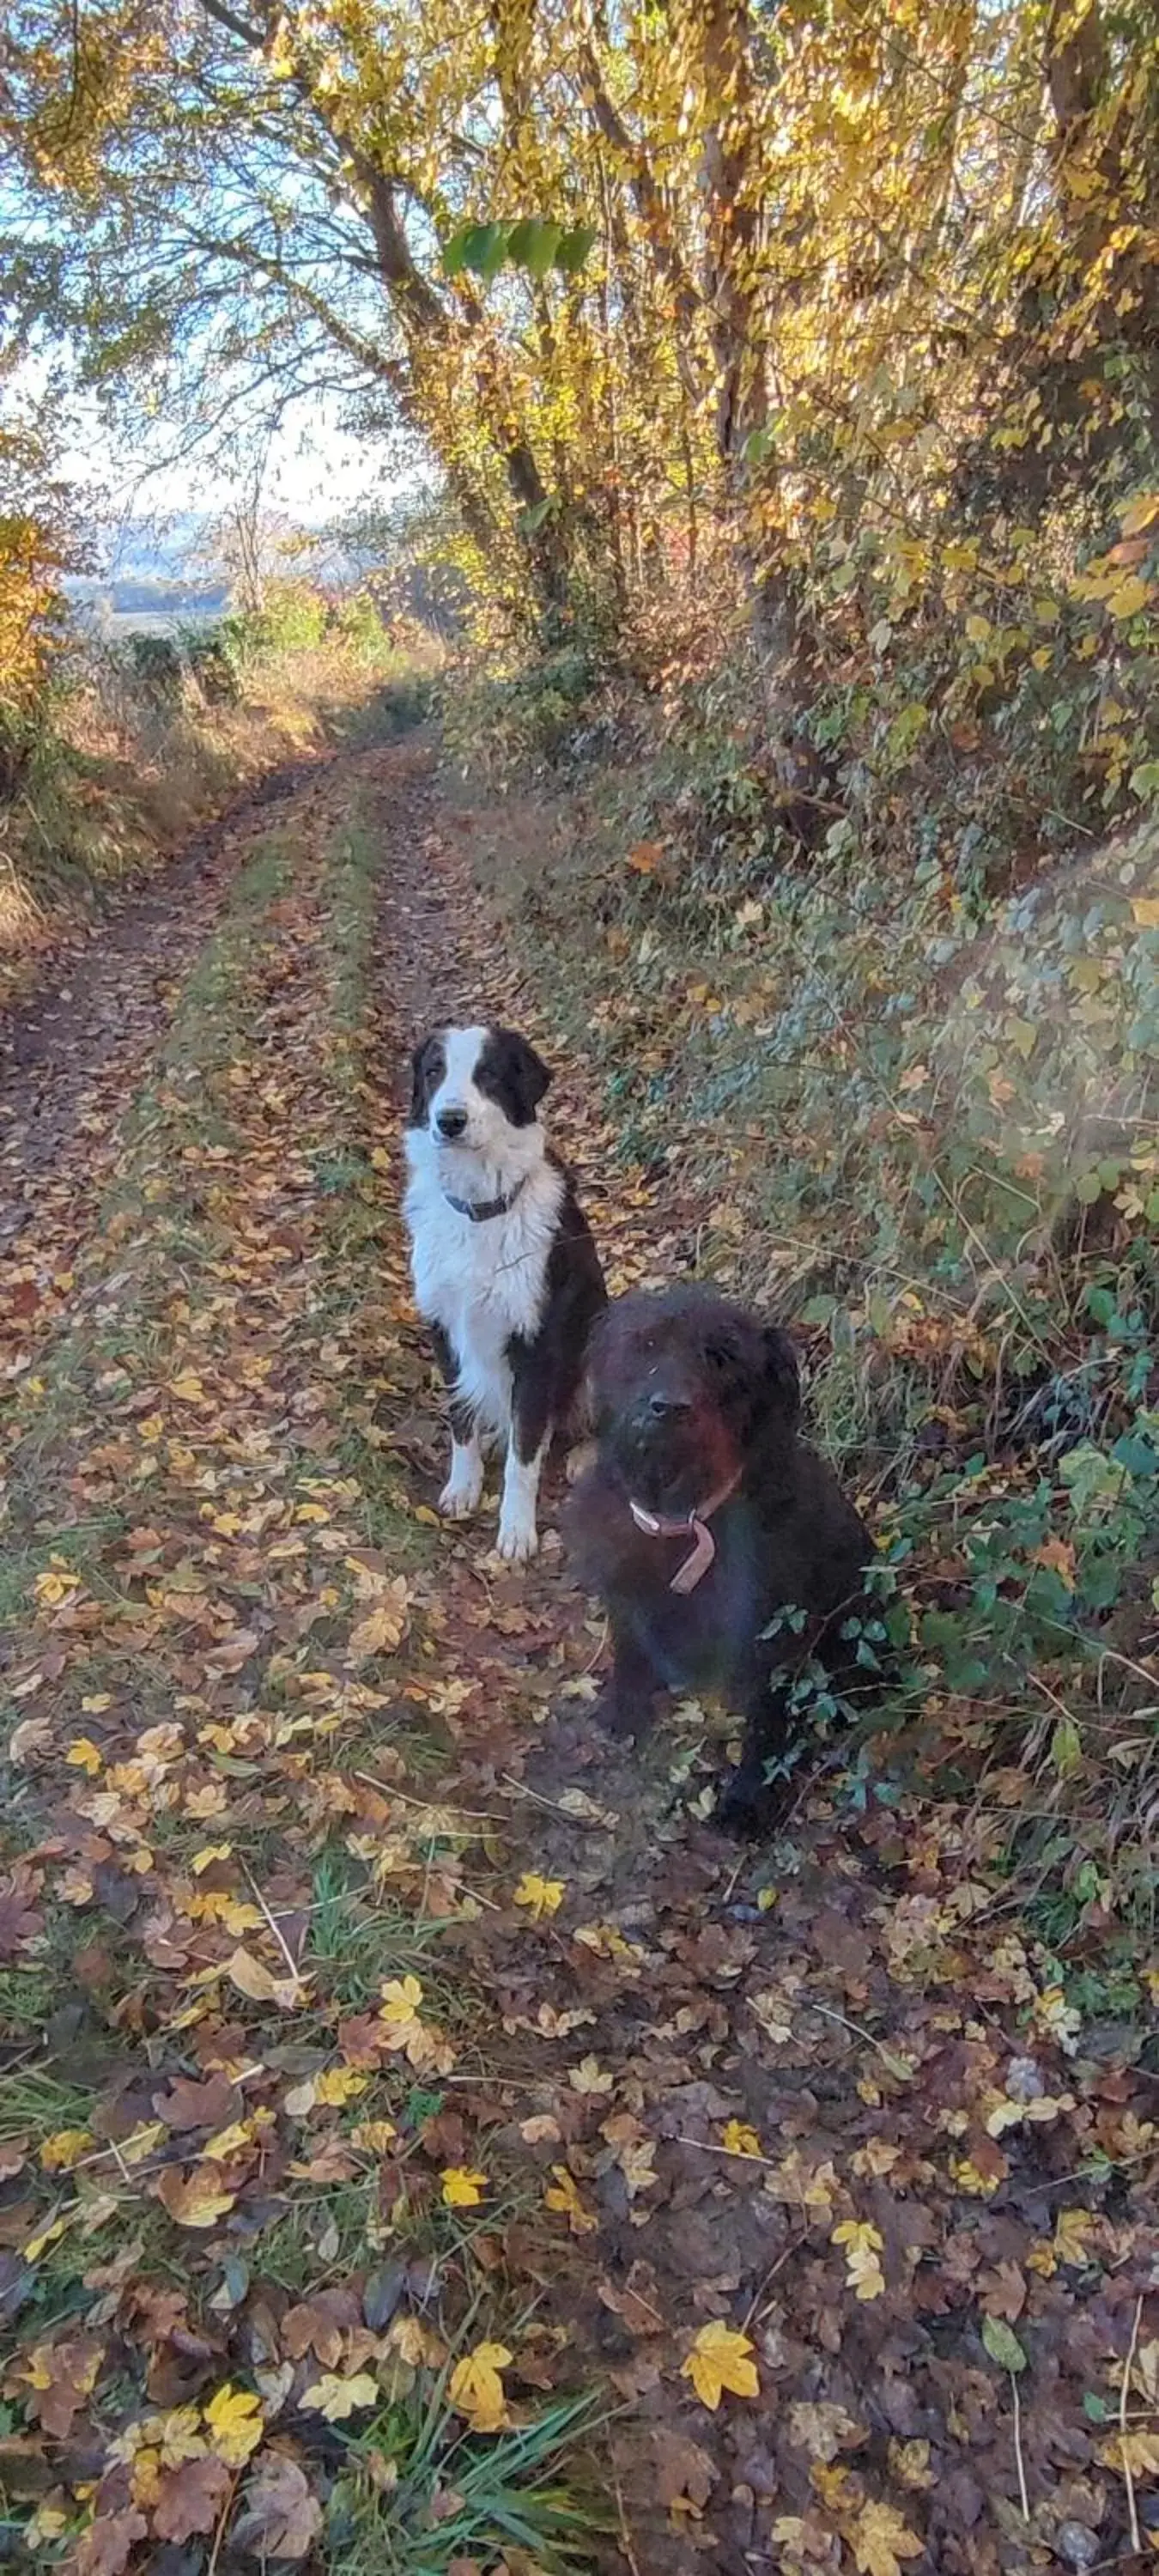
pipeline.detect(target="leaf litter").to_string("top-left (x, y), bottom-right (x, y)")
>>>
top-left (0, 740), bottom-right (1154, 2575)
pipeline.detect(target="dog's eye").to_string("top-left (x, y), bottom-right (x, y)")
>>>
top-left (704, 1340), bottom-right (735, 1376)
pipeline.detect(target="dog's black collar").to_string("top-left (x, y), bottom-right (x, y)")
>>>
top-left (443, 1175), bottom-right (529, 1224)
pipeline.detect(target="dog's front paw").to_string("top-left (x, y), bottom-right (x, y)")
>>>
top-left (592, 1682), bottom-right (651, 1741)
top-left (496, 1509), bottom-right (539, 1564)
top-left (713, 1760), bottom-right (784, 1839)
top-left (439, 1460), bottom-right (484, 1520)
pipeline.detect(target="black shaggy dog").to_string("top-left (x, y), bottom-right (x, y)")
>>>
top-left (565, 1282), bottom-right (877, 1832)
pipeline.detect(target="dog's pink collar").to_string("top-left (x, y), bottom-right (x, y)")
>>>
top-left (628, 1468), bottom-right (742, 1595)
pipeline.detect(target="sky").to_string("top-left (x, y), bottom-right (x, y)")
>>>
top-left (56, 387), bottom-right (400, 562)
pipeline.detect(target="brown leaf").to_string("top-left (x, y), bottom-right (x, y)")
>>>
top-left (152, 2454), bottom-right (232, 2542)
top-left (978, 2260), bottom-right (1027, 2322)
top-left (74, 2511), bottom-right (149, 2576)
top-left (155, 2166), bottom-right (236, 2229)
top-left (152, 2073), bottom-right (236, 2133)
top-left (203, 1627), bottom-right (261, 1675)
top-left (652, 2427), bottom-right (718, 2509)
top-left (282, 2290), bottom-right (360, 2368)
top-left (0, 1864), bottom-right (45, 1959)
top-left (234, 2452), bottom-right (322, 2560)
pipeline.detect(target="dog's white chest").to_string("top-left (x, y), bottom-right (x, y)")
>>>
top-left (403, 1157), bottom-right (562, 1430)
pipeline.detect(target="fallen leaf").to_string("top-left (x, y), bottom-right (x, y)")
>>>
top-left (787, 2399), bottom-right (863, 2461)
top-left (448, 2342), bottom-right (513, 2434)
top-left (300, 2371), bottom-right (380, 2421)
top-left (680, 2320), bottom-right (759, 2412)
top-left (441, 2166), bottom-right (488, 2208)
top-left (203, 2383), bottom-right (264, 2465)
top-left (234, 2453), bottom-right (322, 2559)
top-left (152, 2455), bottom-right (232, 2543)
top-left (74, 2510), bottom-right (149, 2576)
top-left (156, 2167), bottom-right (237, 2230)
top-left (832, 2217), bottom-right (886, 2300)
top-left (544, 2163), bottom-right (599, 2234)
top-left (850, 2497), bottom-right (924, 2576)
top-left (720, 2120), bottom-right (762, 2158)
top-left (513, 1872), bottom-right (565, 1919)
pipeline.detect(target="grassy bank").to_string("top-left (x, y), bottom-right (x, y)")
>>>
top-left (445, 652), bottom-right (1159, 1987)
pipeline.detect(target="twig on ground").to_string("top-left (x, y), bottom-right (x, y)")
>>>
top-left (1120, 2292), bottom-right (1144, 2555)
top-left (241, 1859), bottom-right (305, 1991)
top-left (1011, 2366), bottom-right (1029, 2522)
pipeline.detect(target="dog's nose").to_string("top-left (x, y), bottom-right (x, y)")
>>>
top-left (436, 1107), bottom-right (468, 1139)
top-left (647, 1390), bottom-right (692, 1421)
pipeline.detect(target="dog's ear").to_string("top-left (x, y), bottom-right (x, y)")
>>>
top-left (761, 1324), bottom-right (801, 1427)
top-left (409, 1033), bottom-right (442, 1125)
top-left (494, 1028), bottom-right (552, 1123)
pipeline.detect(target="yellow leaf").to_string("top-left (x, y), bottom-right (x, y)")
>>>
top-left (448, 2342), bottom-right (513, 2435)
top-left (1131, 896), bottom-right (1159, 928)
top-left (191, 1843), bottom-right (234, 1874)
top-left (226, 1946), bottom-right (304, 2010)
top-left (300, 2372), bottom-right (380, 2421)
top-left (544, 2163), bottom-right (598, 2234)
top-left (379, 1975), bottom-right (424, 2025)
top-left (157, 2167), bottom-right (237, 2229)
top-left (441, 2165), bottom-right (488, 2207)
top-left (832, 2218), bottom-right (886, 2300)
top-left (168, 1374), bottom-right (205, 1402)
top-left (1107, 574), bottom-right (1151, 619)
top-left (202, 2121), bottom-right (255, 2163)
top-left (80, 1693), bottom-right (112, 1715)
top-left (203, 2383), bottom-right (264, 2466)
top-left (513, 1872), bottom-right (565, 1919)
top-left (1120, 491), bottom-right (1159, 538)
top-left (720, 2120), bottom-right (762, 2158)
top-left (680, 2320), bottom-right (759, 2411)
top-left (350, 2119), bottom-right (397, 2154)
top-left (851, 2497), bottom-right (925, 2576)
top-left (294, 1503), bottom-right (331, 1524)
top-left (1053, 2206), bottom-right (1095, 2267)
top-left (34, 1565), bottom-right (81, 1606)
top-left (39, 2129), bottom-right (94, 2172)
top-left (568, 2055), bottom-right (614, 2095)
top-left (348, 1587), bottom-right (409, 1662)
top-left (65, 1738), bottom-right (103, 1776)
top-left (24, 2214), bottom-right (70, 2263)
top-left (315, 2067), bottom-right (368, 2107)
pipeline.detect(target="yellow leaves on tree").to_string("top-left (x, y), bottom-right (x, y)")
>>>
top-left (680, 2320), bottom-right (759, 2411)
top-left (448, 2342), bottom-right (513, 2434)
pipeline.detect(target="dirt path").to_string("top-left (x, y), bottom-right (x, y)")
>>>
top-left (0, 740), bottom-right (1154, 2576)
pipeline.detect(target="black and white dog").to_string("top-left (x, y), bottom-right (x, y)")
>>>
top-left (404, 1024), bottom-right (606, 1562)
